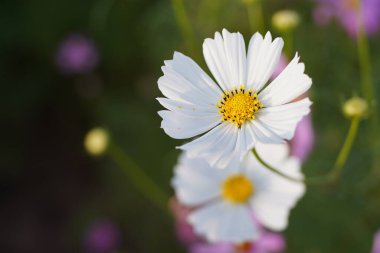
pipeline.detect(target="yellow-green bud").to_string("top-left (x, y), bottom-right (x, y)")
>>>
top-left (343, 97), bottom-right (368, 119)
top-left (84, 127), bottom-right (109, 156)
top-left (272, 10), bottom-right (300, 32)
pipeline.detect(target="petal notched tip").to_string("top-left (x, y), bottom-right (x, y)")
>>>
top-left (264, 31), bottom-right (273, 41)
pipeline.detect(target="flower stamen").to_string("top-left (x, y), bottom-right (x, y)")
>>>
top-left (217, 85), bottom-right (263, 128)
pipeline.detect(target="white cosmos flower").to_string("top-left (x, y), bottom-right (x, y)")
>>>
top-left (172, 142), bottom-right (305, 244)
top-left (157, 29), bottom-right (312, 168)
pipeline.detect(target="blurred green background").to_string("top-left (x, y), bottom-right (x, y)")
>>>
top-left (1, 0), bottom-right (380, 252)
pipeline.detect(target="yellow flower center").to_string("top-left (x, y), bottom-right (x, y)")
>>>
top-left (217, 85), bottom-right (263, 128)
top-left (222, 174), bottom-right (254, 204)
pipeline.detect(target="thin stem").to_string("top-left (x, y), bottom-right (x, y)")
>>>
top-left (252, 149), bottom-right (329, 185)
top-left (357, 30), bottom-right (373, 104)
top-left (252, 118), bottom-right (361, 185)
top-left (171, 0), bottom-right (198, 57)
top-left (356, 1), bottom-right (374, 106)
top-left (328, 117), bottom-right (360, 181)
top-left (107, 142), bottom-right (169, 213)
top-left (252, 149), bottom-right (303, 183)
top-left (355, 0), bottom-right (380, 177)
top-left (244, 0), bottom-right (265, 34)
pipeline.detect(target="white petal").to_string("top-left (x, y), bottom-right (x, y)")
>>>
top-left (158, 51), bottom-right (223, 109)
top-left (188, 202), bottom-right (260, 243)
top-left (158, 66), bottom-right (216, 107)
top-left (179, 123), bottom-right (237, 168)
top-left (178, 122), bottom-right (254, 169)
top-left (243, 153), bottom-right (305, 231)
top-left (172, 153), bottom-right (225, 206)
top-left (255, 98), bottom-right (312, 141)
top-left (259, 53), bottom-right (312, 107)
top-left (203, 29), bottom-right (247, 91)
top-left (158, 110), bottom-right (220, 139)
top-left (246, 32), bottom-right (284, 92)
top-left (251, 177), bottom-right (305, 231)
top-left (157, 97), bottom-right (218, 117)
top-left (207, 126), bottom-right (249, 169)
top-left (251, 202), bottom-right (291, 231)
top-left (232, 123), bottom-right (257, 163)
top-left (247, 120), bottom-right (283, 144)
top-left (165, 52), bottom-right (222, 101)
top-left (254, 142), bottom-right (290, 164)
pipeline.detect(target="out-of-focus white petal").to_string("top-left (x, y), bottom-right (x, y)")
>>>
top-left (255, 142), bottom-right (290, 164)
top-left (246, 32), bottom-right (284, 92)
top-left (244, 152), bottom-right (305, 231)
top-left (172, 153), bottom-right (224, 206)
top-left (188, 202), bottom-right (259, 243)
top-left (203, 29), bottom-right (247, 91)
top-left (259, 53), bottom-right (312, 107)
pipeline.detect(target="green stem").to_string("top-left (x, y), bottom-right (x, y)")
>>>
top-left (252, 118), bottom-right (361, 185)
top-left (244, 0), bottom-right (265, 34)
top-left (356, 1), bottom-right (374, 106)
top-left (328, 117), bottom-right (360, 181)
top-left (357, 30), bottom-right (373, 104)
top-left (252, 149), bottom-right (329, 185)
top-left (355, 0), bottom-right (380, 178)
top-left (171, 0), bottom-right (198, 57)
top-left (107, 142), bottom-right (169, 213)
top-left (252, 149), bottom-right (304, 183)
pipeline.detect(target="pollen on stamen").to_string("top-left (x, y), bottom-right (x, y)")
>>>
top-left (216, 85), bottom-right (263, 128)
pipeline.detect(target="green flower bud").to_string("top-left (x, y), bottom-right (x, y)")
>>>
top-left (84, 127), bottom-right (109, 156)
top-left (343, 97), bottom-right (368, 119)
top-left (272, 10), bottom-right (300, 32)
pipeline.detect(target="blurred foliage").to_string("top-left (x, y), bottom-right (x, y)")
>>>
top-left (0, 0), bottom-right (379, 252)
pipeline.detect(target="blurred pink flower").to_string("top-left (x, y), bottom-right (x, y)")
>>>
top-left (56, 33), bottom-right (99, 74)
top-left (271, 54), bottom-right (315, 162)
top-left (372, 230), bottom-right (380, 253)
top-left (170, 198), bottom-right (285, 253)
top-left (313, 0), bottom-right (380, 38)
top-left (170, 198), bottom-right (199, 246)
top-left (84, 219), bottom-right (121, 253)
top-left (190, 232), bottom-right (285, 253)
top-left (290, 114), bottom-right (315, 162)
top-left (272, 54), bottom-right (289, 80)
